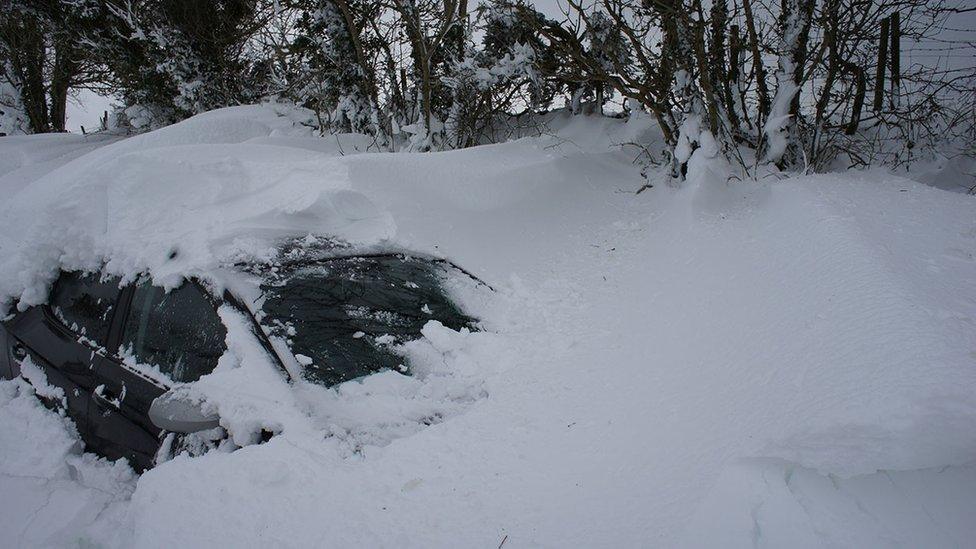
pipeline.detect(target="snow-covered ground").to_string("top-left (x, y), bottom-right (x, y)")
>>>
top-left (1, 105), bottom-right (974, 547)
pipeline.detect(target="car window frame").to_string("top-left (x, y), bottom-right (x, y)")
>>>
top-left (221, 289), bottom-right (292, 380)
top-left (101, 283), bottom-right (171, 390)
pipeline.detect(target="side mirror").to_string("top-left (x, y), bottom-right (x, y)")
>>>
top-left (149, 386), bottom-right (220, 433)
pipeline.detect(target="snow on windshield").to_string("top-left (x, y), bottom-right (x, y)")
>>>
top-left (254, 254), bottom-right (476, 387)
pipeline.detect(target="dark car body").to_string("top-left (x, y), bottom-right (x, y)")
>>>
top-left (0, 253), bottom-right (478, 472)
top-left (1, 272), bottom-right (232, 470)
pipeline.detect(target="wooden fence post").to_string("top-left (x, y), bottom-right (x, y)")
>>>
top-left (890, 11), bottom-right (901, 109)
top-left (873, 16), bottom-right (889, 112)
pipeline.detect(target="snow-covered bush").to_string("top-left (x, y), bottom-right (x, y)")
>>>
top-left (0, 67), bottom-right (28, 136)
top-left (81, 0), bottom-right (276, 131)
top-left (1, 0), bottom-right (969, 173)
top-left (292, 1), bottom-right (383, 138)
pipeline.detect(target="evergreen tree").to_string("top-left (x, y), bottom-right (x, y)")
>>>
top-left (89, 0), bottom-right (272, 129)
top-left (292, 0), bottom-right (383, 137)
top-left (0, 0), bottom-right (106, 133)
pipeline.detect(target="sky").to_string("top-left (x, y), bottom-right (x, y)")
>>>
top-left (66, 89), bottom-right (117, 134)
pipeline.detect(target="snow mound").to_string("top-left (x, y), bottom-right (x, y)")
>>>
top-left (0, 133), bottom-right (121, 194)
top-left (0, 106), bottom-right (395, 310)
top-left (669, 173), bottom-right (976, 475)
top-left (110, 104), bottom-right (313, 150)
top-left (682, 458), bottom-right (976, 548)
top-left (1, 105), bottom-right (975, 547)
top-left (0, 133), bottom-right (91, 177)
top-left (0, 379), bottom-right (134, 547)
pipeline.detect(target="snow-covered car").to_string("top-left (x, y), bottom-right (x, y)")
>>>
top-left (0, 247), bottom-right (479, 471)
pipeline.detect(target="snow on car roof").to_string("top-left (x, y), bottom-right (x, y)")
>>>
top-left (0, 105), bottom-right (394, 311)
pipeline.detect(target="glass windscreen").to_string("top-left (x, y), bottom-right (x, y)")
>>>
top-left (257, 255), bottom-right (474, 387)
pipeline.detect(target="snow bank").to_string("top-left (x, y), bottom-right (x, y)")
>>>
top-left (0, 379), bottom-right (134, 547)
top-left (0, 133), bottom-right (121, 195)
top-left (682, 458), bottom-right (976, 548)
top-left (661, 172), bottom-right (976, 475)
top-left (0, 133), bottom-right (91, 177)
top-left (1, 105), bottom-right (975, 547)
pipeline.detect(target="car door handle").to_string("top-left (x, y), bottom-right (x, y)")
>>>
top-left (62, 360), bottom-right (90, 375)
top-left (92, 384), bottom-right (122, 410)
top-left (11, 342), bottom-right (28, 361)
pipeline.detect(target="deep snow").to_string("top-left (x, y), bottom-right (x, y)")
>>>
top-left (1, 105), bottom-right (974, 547)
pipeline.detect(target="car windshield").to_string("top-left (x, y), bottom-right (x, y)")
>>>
top-left (255, 254), bottom-right (476, 387)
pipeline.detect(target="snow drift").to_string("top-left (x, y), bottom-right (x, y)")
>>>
top-left (1, 105), bottom-right (974, 547)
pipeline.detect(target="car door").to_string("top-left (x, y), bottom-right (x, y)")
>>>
top-left (85, 279), bottom-right (168, 471)
top-left (2, 271), bottom-right (123, 446)
top-left (87, 279), bottom-right (228, 471)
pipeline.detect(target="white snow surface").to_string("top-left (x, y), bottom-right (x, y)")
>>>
top-left (1, 105), bottom-right (975, 547)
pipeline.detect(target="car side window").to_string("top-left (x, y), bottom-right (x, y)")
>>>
top-left (49, 271), bottom-right (122, 346)
top-left (120, 281), bottom-right (227, 384)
